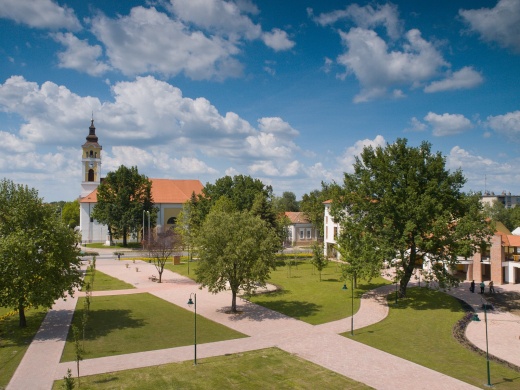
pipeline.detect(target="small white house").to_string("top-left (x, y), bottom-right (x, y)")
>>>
top-left (284, 212), bottom-right (318, 247)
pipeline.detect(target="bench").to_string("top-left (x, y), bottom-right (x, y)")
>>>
top-left (149, 275), bottom-right (157, 282)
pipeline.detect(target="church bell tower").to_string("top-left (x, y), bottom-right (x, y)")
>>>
top-left (81, 119), bottom-right (102, 197)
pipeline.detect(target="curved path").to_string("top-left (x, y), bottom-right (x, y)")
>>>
top-left (8, 253), bottom-right (517, 390)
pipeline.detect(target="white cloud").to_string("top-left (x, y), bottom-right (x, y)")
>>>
top-left (424, 66), bottom-right (483, 93)
top-left (0, 76), bottom-right (101, 144)
top-left (53, 33), bottom-right (111, 76)
top-left (487, 111), bottom-right (520, 139)
top-left (169, 0), bottom-right (262, 41)
top-left (310, 3), bottom-right (402, 40)
top-left (0, 0), bottom-right (81, 30)
top-left (424, 112), bottom-right (472, 136)
top-left (337, 28), bottom-right (448, 102)
top-left (261, 28), bottom-right (295, 51)
top-left (447, 146), bottom-right (520, 192)
top-left (257, 117), bottom-right (299, 138)
top-left (337, 135), bottom-right (386, 172)
top-left (0, 131), bottom-right (35, 153)
top-left (91, 6), bottom-right (243, 80)
top-left (460, 0), bottom-right (520, 53)
top-left (406, 117), bottom-right (427, 132)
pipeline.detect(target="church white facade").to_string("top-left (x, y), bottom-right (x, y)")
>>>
top-left (78, 120), bottom-right (204, 244)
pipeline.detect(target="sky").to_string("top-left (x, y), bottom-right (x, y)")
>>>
top-left (0, 0), bottom-right (519, 202)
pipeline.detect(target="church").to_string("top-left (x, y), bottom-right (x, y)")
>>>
top-left (78, 120), bottom-right (203, 244)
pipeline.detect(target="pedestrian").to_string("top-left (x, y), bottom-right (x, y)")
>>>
top-left (480, 281), bottom-right (485, 294)
top-left (470, 280), bottom-right (475, 293)
top-left (489, 280), bottom-right (495, 293)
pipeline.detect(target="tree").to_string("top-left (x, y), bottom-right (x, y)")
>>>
top-left (310, 242), bottom-right (328, 281)
top-left (273, 191), bottom-right (299, 213)
top-left (483, 200), bottom-right (520, 232)
top-left (91, 165), bottom-right (155, 246)
top-left (0, 179), bottom-right (82, 327)
top-left (330, 139), bottom-right (492, 298)
top-left (196, 175), bottom-right (285, 246)
top-left (147, 230), bottom-right (182, 283)
top-left (195, 210), bottom-right (279, 313)
top-left (62, 199), bottom-right (80, 229)
top-left (300, 182), bottom-right (340, 237)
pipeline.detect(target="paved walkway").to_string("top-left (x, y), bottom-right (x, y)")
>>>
top-left (7, 252), bottom-right (519, 389)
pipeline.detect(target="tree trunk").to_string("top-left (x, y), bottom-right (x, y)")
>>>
top-left (18, 301), bottom-right (27, 328)
top-left (399, 245), bottom-right (417, 298)
top-left (231, 290), bottom-right (237, 313)
top-left (123, 227), bottom-right (128, 247)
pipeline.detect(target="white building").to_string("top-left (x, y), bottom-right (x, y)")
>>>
top-left (323, 200), bottom-right (340, 258)
top-left (78, 121), bottom-right (203, 244)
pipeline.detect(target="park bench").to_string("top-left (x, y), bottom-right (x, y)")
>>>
top-left (149, 275), bottom-right (157, 282)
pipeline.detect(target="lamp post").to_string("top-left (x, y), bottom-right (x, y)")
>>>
top-left (147, 210), bottom-right (151, 243)
top-left (471, 303), bottom-right (492, 387)
top-left (341, 276), bottom-right (354, 336)
top-left (187, 293), bottom-right (197, 365)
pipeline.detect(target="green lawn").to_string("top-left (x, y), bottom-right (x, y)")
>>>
top-left (249, 260), bottom-right (389, 324)
top-left (350, 287), bottom-right (520, 389)
top-left (60, 293), bottom-right (245, 361)
top-left (166, 259), bottom-right (389, 325)
top-left (0, 306), bottom-right (48, 388)
top-left (53, 347), bottom-right (372, 389)
top-left (83, 268), bottom-right (135, 291)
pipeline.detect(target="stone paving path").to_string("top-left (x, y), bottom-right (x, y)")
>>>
top-left (7, 252), bottom-right (519, 389)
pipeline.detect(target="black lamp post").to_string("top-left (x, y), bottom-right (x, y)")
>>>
top-left (342, 276), bottom-right (354, 336)
top-left (187, 293), bottom-right (197, 365)
top-left (471, 304), bottom-right (492, 387)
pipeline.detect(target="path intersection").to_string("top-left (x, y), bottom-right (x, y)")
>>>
top-left (7, 252), bottom-right (520, 390)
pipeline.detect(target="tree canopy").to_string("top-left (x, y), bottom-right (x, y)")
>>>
top-left (483, 200), bottom-right (520, 232)
top-left (91, 165), bottom-right (155, 246)
top-left (0, 179), bottom-right (82, 327)
top-left (195, 210), bottom-right (279, 313)
top-left (273, 191), bottom-right (299, 213)
top-left (330, 139), bottom-right (492, 297)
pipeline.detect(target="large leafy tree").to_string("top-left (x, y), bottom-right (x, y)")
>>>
top-left (196, 175), bottom-right (283, 242)
top-left (195, 210), bottom-right (279, 313)
top-left (331, 139), bottom-right (492, 297)
top-left (91, 165), bottom-right (155, 246)
top-left (273, 191), bottom-right (299, 213)
top-left (0, 179), bottom-right (82, 327)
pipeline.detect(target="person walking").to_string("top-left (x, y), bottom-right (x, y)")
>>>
top-left (480, 281), bottom-right (485, 294)
top-left (470, 280), bottom-right (475, 293)
top-left (489, 280), bottom-right (495, 293)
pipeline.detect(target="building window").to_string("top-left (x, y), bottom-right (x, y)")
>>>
top-left (334, 227), bottom-right (338, 239)
top-left (306, 229), bottom-right (311, 239)
top-left (325, 226), bottom-right (328, 240)
top-left (88, 169), bottom-right (94, 182)
top-left (167, 217), bottom-right (177, 225)
top-left (299, 229), bottom-right (304, 239)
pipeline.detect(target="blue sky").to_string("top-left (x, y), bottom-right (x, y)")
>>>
top-left (1, 0), bottom-right (519, 202)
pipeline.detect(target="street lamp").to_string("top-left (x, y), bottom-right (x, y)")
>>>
top-left (471, 302), bottom-right (492, 387)
top-left (341, 276), bottom-right (354, 336)
top-left (187, 293), bottom-right (197, 365)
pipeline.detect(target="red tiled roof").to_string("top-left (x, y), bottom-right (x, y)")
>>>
top-left (80, 178), bottom-right (203, 204)
top-left (285, 212), bottom-right (310, 224)
top-left (505, 235), bottom-right (520, 247)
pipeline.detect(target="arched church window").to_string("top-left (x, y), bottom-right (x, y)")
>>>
top-left (90, 150), bottom-right (93, 157)
top-left (88, 169), bottom-right (94, 182)
top-left (167, 217), bottom-right (177, 225)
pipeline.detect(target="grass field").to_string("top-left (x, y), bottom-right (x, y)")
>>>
top-left (83, 268), bottom-right (135, 291)
top-left (53, 347), bottom-right (373, 389)
top-left (351, 287), bottom-right (520, 389)
top-left (166, 259), bottom-right (389, 325)
top-left (60, 293), bottom-right (245, 361)
top-left (0, 306), bottom-right (48, 388)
